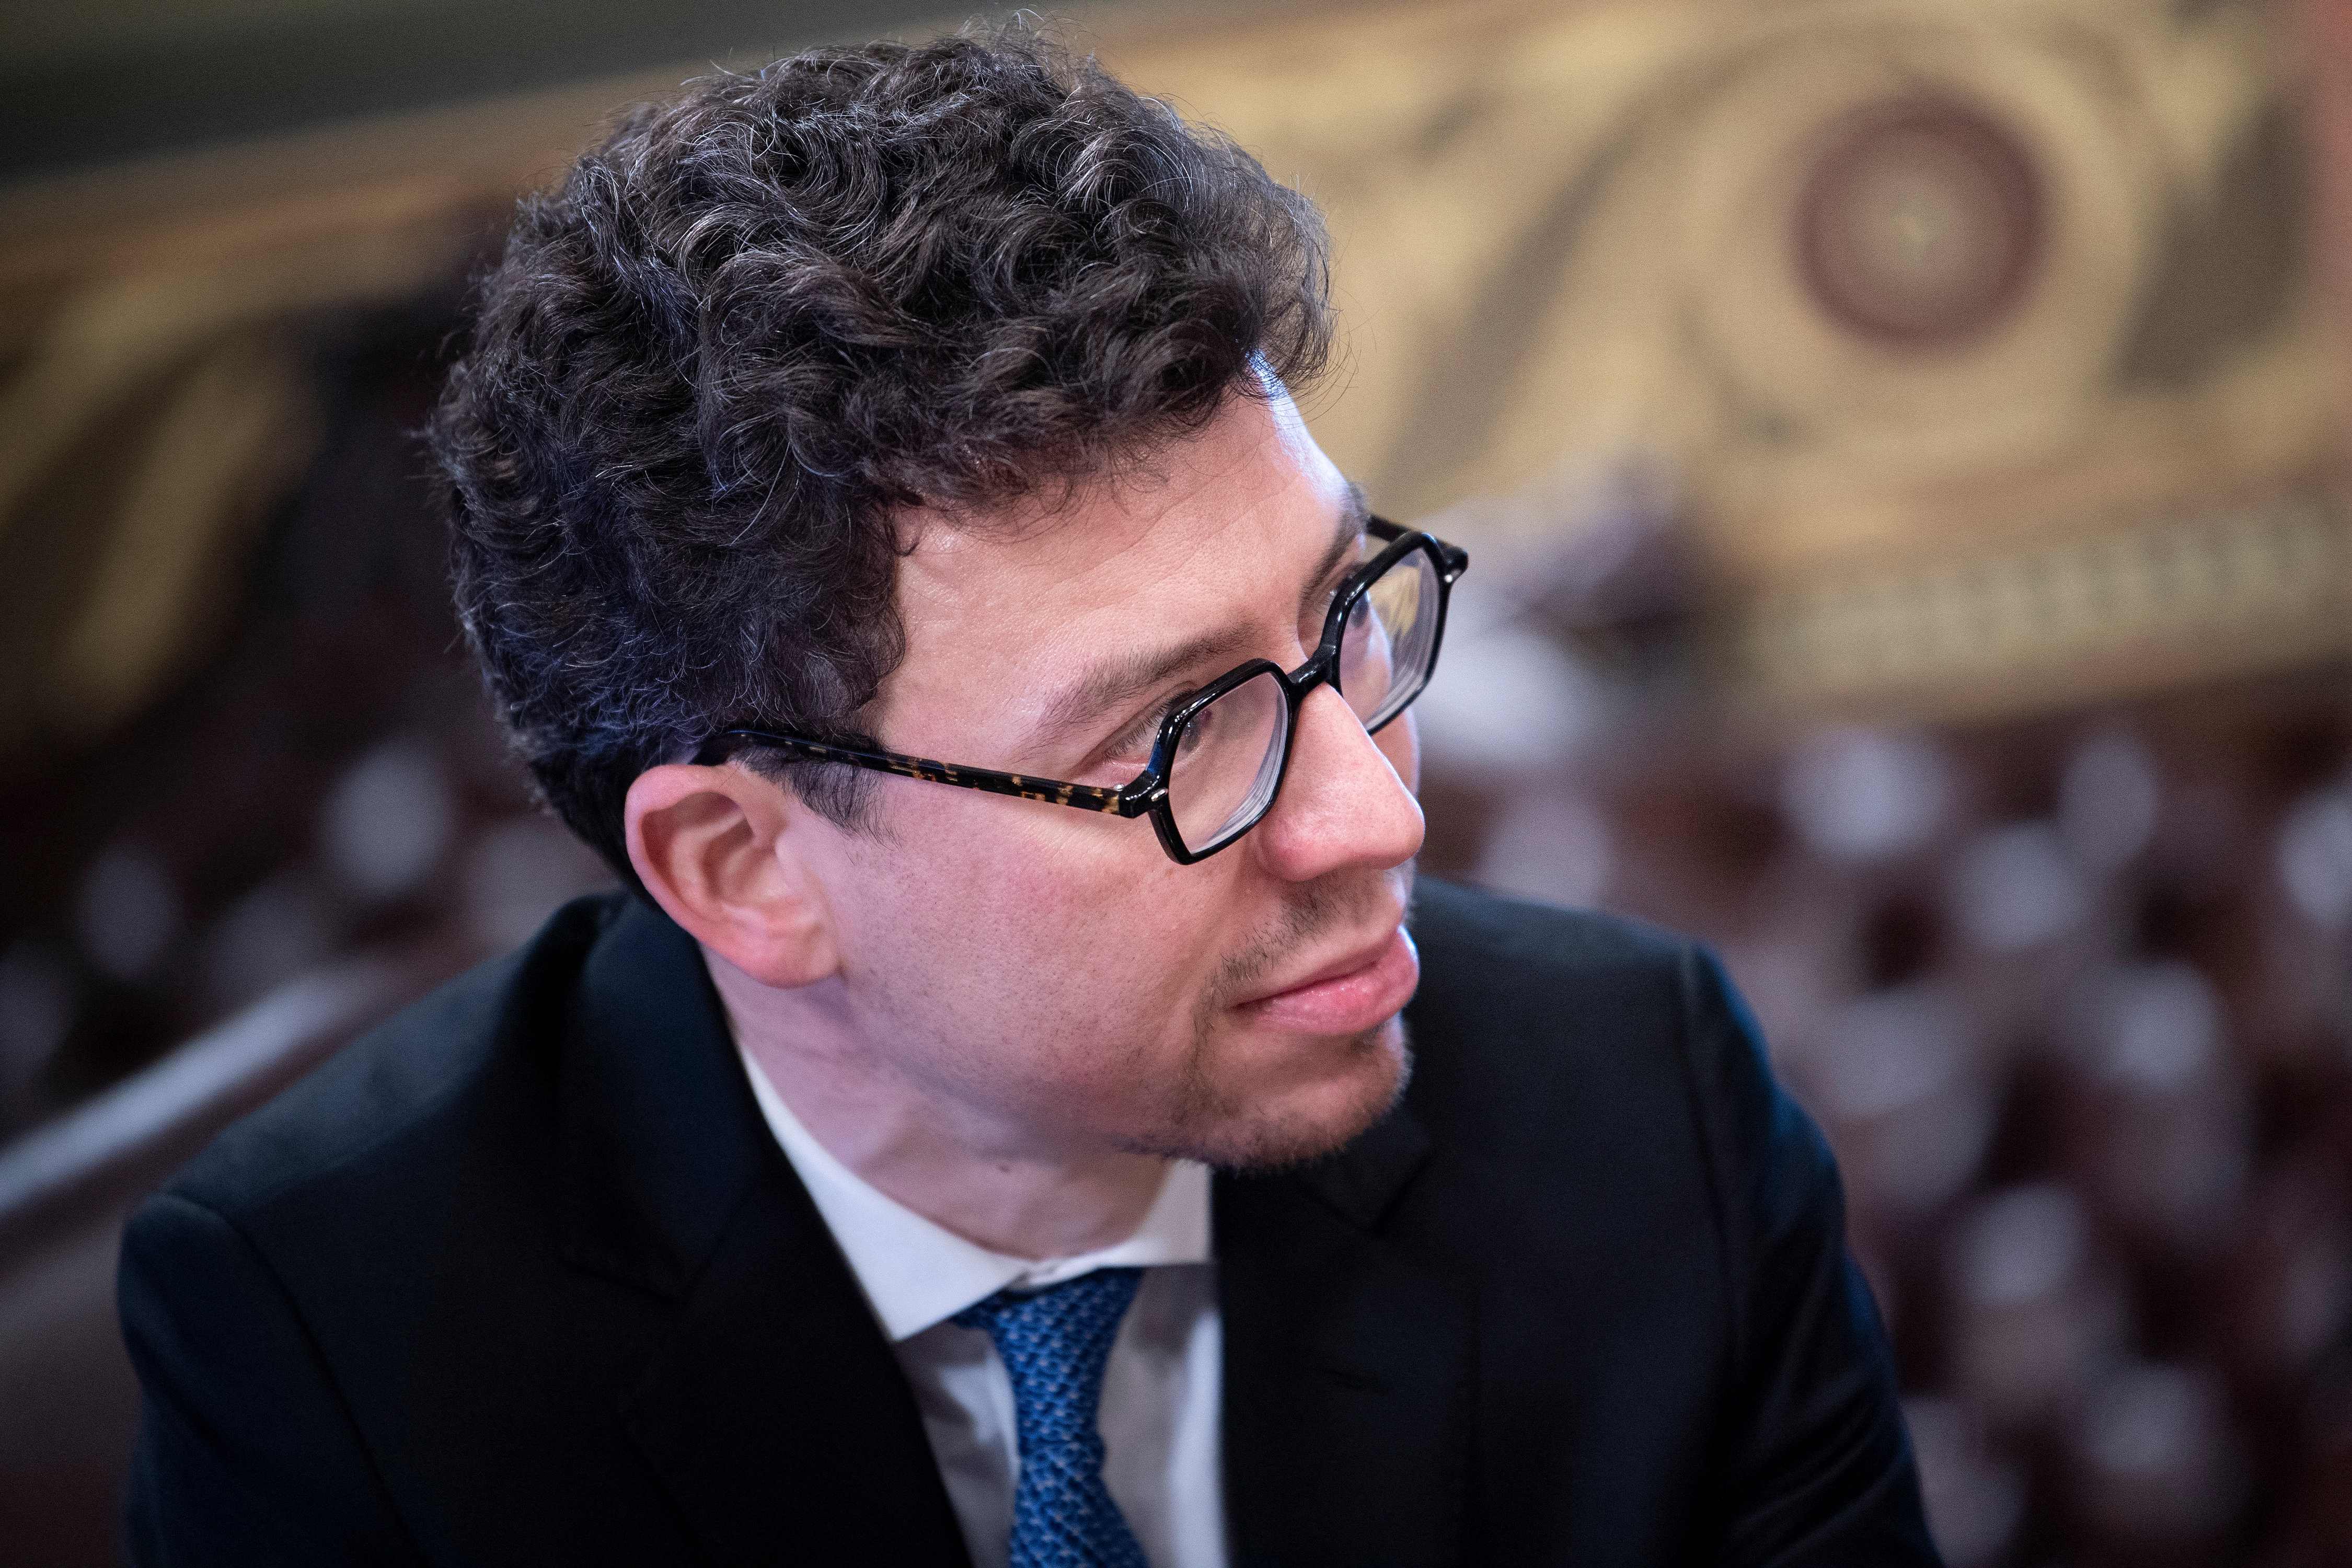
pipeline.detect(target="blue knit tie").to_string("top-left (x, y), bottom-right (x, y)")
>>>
top-left (953, 1267), bottom-right (1149, 1568)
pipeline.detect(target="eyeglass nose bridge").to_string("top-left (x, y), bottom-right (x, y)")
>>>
top-left (1275, 627), bottom-right (1421, 785)
top-left (1136, 616), bottom-right (1391, 865)
top-left (1143, 660), bottom-right (1402, 865)
top-left (1278, 621), bottom-right (1348, 706)
top-left (1137, 526), bottom-right (1463, 863)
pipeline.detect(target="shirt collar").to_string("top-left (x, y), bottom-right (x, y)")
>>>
top-left (739, 1045), bottom-right (1213, 1342)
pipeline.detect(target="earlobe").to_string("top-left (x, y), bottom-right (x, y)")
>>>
top-left (624, 763), bottom-right (842, 988)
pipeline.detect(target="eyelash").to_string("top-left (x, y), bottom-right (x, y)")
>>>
top-left (1102, 694), bottom-right (1185, 765)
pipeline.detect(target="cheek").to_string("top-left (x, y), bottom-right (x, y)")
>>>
top-left (846, 789), bottom-right (1225, 1037)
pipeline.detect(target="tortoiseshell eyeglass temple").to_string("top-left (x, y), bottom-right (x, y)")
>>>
top-left (693, 730), bottom-right (1145, 816)
top-left (694, 516), bottom-right (1468, 863)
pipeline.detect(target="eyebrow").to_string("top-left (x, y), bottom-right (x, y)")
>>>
top-left (1023, 486), bottom-right (1371, 758)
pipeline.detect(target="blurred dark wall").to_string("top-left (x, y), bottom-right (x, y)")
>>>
top-left (0, 0), bottom-right (1119, 181)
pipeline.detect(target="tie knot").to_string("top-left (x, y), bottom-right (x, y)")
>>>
top-left (954, 1267), bottom-right (1144, 1453)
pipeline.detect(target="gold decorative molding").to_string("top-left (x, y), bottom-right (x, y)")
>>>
top-left (1109, 0), bottom-right (2350, 717)
top-left (1733, 480), bottom-right (2352, 719)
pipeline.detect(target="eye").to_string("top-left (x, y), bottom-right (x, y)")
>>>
top-left (1099, 691), bottom-right (1187, 766)
top-left (1172, 698), bottom-right (1224, 759)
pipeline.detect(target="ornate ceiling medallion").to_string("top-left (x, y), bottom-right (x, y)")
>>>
top-left (1796, 97), bottom-right (2046, 351)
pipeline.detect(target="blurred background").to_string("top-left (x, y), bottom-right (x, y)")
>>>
top-left (4, 0), bottom-right (2351, 1562)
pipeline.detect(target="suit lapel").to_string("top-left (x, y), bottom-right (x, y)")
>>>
top-left (620, 1169), bottom-right (972, 1565)
top-left (557, 897), bottom-right (970, 1566)
top-left (1216, 1109), bottom-right (1474, 1567)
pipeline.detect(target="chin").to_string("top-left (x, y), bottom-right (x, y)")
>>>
top-left (1137, 1015), bottom-right (1414, 1172)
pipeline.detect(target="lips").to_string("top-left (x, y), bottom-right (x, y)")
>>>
top-left (1238, 926), bottom-right (1421, 1035)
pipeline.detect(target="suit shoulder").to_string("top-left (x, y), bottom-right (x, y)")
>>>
top-left (161, 892), bottom-right (631, 1221)
top-left (1401, 880), bottom-right (1741, 1143)
top-left (1405, 880), bottom-right (1804, 1189)
top-left (1410, 877), bottom-right (1692, 995)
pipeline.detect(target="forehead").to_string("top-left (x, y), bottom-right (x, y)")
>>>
top-left (878, 393), bottom-right (1351, 741)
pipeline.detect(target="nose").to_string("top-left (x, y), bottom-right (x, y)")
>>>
top-left (1248, 684), bottom-right (1424, 882)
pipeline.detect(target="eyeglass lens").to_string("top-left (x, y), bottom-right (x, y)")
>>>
top-left (1344, 544), bottom-right (1439, 730)
top-left (1168, 667), bottom-right (1289, 852)
top-left (1165, 544), bottom-right (1442, 855)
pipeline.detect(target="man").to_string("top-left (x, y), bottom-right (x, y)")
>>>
top-left (118, 27), bottom-right (1937, 1567)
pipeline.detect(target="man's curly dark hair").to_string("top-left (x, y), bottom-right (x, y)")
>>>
top-left (430, 25), bottom-right (1333, 884)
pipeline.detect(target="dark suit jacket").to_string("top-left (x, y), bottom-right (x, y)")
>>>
top-left (118, 879), bottom-right (1936, 1566)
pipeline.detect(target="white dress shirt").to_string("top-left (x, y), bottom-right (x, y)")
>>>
top-left (740, 1048), bottom-right (1229, 1568)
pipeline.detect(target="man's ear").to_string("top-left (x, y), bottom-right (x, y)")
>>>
top-left (624, 763), bottom-right (841, 988)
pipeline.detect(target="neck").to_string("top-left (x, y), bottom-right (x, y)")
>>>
top-left (707, 953), bottom-right (1170, 1261)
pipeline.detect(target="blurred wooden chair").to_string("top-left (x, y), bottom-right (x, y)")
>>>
top-left (0, 943), bottom-right (468, 1568)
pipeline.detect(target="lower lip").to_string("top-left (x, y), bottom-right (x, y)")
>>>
top-left (1242, 928), bottom-right (1421, 1034)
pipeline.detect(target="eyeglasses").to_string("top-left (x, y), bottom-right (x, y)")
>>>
top-left (697, 516), bottom-right (1469, 863)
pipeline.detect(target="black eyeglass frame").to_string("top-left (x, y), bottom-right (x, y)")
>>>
top-left (695, 516), bottom-right (1470, 864)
